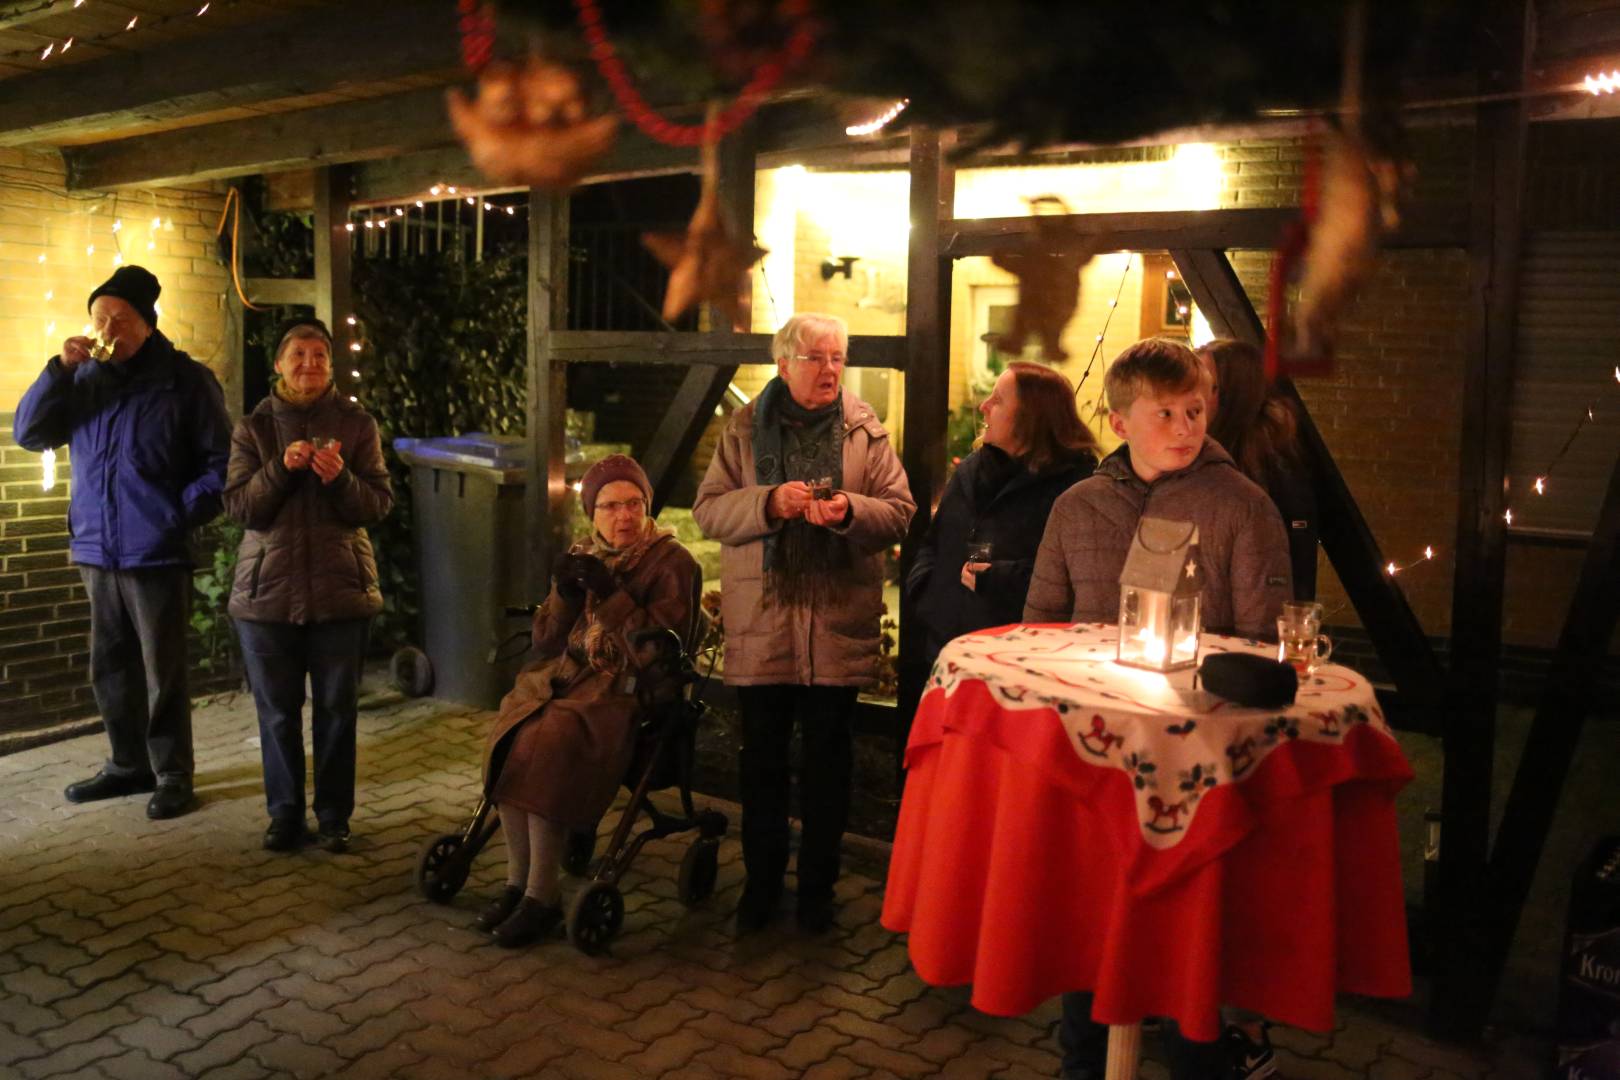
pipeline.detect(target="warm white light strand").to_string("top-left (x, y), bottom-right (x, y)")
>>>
top-left (845, 99), bottom-right (909, 137)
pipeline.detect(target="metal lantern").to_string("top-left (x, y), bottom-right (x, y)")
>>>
top-left (1116, 517), bottom-right (1204, 673)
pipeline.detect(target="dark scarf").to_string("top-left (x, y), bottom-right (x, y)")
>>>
top-left (753, 376), bottom-right (849, 607)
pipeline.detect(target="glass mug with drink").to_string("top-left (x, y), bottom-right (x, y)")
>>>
top-left (965, 540), bottom-right (995, 565)
top-left (809, 475), bottom-right (835, 501)
top-left (1277, 601), bottom-right (1332, 674)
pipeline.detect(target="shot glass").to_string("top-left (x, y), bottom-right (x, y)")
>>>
top-left (810, 475), bottom-right (835, 501)
top-left (88, 334), bottom-right (114, 362)
top-left (311, 437), bottom-right (338, 452)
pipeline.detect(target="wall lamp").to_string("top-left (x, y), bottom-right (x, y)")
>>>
top-left (821, 255), bottom-right (859, 281)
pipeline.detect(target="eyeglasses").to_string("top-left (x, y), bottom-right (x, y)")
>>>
top-left (596, 497), bottom-right (646, 516)
top-left (792, 352), bottom-right (846, 368)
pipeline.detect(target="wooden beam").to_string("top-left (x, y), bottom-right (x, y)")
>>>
top-left (0, 0), bottom-right (67, 31)
top-left (896, 126), bottom-right (956, 756)
top-left (64, 86), bottom-right (456, 191)
top-left (0, 0), bottom-right (457, 147)
top-left (526, 191), bottom-right (570, 599)
top-left (943, 206), bottom-right (1470, 258)
top-left (1167, 249), bottom-right (1264, 344)
top-left (546, 331), bottom-right (906, 369)
top-left (242, 277), bottom-right (315, 307)
top-left (312, 167), bottom-right (352, 343)
top-left (1433, 0), bottom-right (1534, 1041)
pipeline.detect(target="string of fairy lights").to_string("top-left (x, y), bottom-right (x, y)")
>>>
top-left (7, 0), bottom-right (225, 66)
top-left (1503, 364), bottom-right (1620, 528)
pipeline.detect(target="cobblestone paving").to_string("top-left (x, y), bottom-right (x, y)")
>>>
top-left (0, 685), bottom-right (1548, 1079)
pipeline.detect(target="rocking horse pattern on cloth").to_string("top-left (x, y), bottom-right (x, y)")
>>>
top-left (923, 622), bottom-right (1394, 848)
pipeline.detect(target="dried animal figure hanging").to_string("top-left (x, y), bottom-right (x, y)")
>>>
top-left (641, 105), bottom-right (768, 328)
top-left (1268, 1), bottom-right (1409, 377)
top-left (989, 195), bottom-right (1094, 363)
top-left (446, 54), bottom-right (619, 190)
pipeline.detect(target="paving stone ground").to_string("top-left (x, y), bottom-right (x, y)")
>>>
top-left (0, 680), bottom-right (1550, 1079)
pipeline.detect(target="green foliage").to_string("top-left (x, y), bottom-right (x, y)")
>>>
top-left (352, 252), bottom-right (530, 650)
top-left (190, 516), bottom-right (244, 673)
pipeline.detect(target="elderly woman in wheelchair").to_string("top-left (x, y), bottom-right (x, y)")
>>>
top-left (474, 454), bottom-right (702, 947)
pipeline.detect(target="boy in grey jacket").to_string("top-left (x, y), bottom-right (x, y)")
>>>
top-left (1023, 337), bottom-right (1291, 639)
top-left (1024, 337), bottom-right (1290, 1080)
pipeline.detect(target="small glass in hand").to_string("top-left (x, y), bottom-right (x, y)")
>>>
top-left (810, 475), bottom-right (835, 501)
top-left (965, 540), bottom-right (995, 564)
top-left (311, 437), bottom-right (337, 452)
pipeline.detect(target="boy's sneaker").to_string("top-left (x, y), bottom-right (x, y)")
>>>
top-left (1220, 1022), bottom-right (1277, 1079)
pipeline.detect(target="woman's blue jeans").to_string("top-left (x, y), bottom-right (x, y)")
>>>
top-left (236, 618), bottom-right (370, 828)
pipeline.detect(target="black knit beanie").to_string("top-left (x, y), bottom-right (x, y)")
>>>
top-left (87, 265), bottom-right (161, 328)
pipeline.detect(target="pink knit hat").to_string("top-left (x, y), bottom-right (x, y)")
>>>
top-left (580, 454), bottom-right (652, 516)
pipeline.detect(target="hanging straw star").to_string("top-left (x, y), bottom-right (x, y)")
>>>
top-left (641, 104), bottom-right (767, 327)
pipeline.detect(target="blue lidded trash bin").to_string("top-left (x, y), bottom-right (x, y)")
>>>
top-left (394, 433), bottom-right (531, 710)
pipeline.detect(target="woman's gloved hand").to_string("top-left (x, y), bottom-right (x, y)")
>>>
top-left (554, 552), bottom-right (616, 600)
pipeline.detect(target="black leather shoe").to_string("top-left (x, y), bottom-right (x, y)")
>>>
top-left (474, 886), bottom-right (525, 933)
top-left (263, 819), bottom-right (306, 852)
top-left (146, 783), bottom-right (195, 820)
top-left (317, 821), bottom-right (351, 853)
top-left (797, 894), bottom-right (837, 934)
top-left (490, 897), bottom-right (562, 948)
top-left (64, 771), bottom-right (156, 804)
top-left (735, 882), bottom-right (780, 935)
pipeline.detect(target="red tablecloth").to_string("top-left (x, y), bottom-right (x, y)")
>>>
top-left (881, 625), bottom-right (1414, 1041)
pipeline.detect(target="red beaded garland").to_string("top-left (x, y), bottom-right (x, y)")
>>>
top-left (457, 0), bottom-right (496, 72)
top-left (572, 0), bottom-right (816, 146)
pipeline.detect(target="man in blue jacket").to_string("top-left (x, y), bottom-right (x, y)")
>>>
top-left (14, 266), bottom-right (232, 820)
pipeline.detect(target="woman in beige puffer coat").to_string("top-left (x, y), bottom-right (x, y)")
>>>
top-left (224, 317), bottom-right (393, 855)
top-left (693, 312), bottom-right (914, 935)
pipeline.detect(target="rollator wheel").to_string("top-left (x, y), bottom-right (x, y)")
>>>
top-left (562, 829), bottom-right (595, 876)
top-left (415, 833), bottom-right (469, 903)
top-left (568, 881), bottom-right (624, 955)
top-left (677, 838), bottom-right (720, 906)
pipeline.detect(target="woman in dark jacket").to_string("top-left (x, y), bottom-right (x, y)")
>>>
top-left (224, 317), bottom-right (393, 854)
top-left (907, 361), bottom-right (1098, 667)
top-left (1197, 339), bottom-right (1319, 600)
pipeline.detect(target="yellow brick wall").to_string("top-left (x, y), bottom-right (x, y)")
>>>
top-left (1, 149), bottom-right (235, 734)
top-left (0, 149), bottom-right (235, 411)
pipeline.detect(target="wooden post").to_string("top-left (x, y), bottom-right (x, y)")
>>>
top-left (1433, 0), bottom-right (1533, 1040)
top-left (312, 165), bottom-right (352, 335)
top-left (896, 127), bottom-right (955, 757)
top-left (526, 190), bottom-right (570, 600)
top-left (1104, 1024), bottom-right (1141, 1080)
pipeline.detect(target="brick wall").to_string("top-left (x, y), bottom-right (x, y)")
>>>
top-left (1, 149), bottom-right (234, 736)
